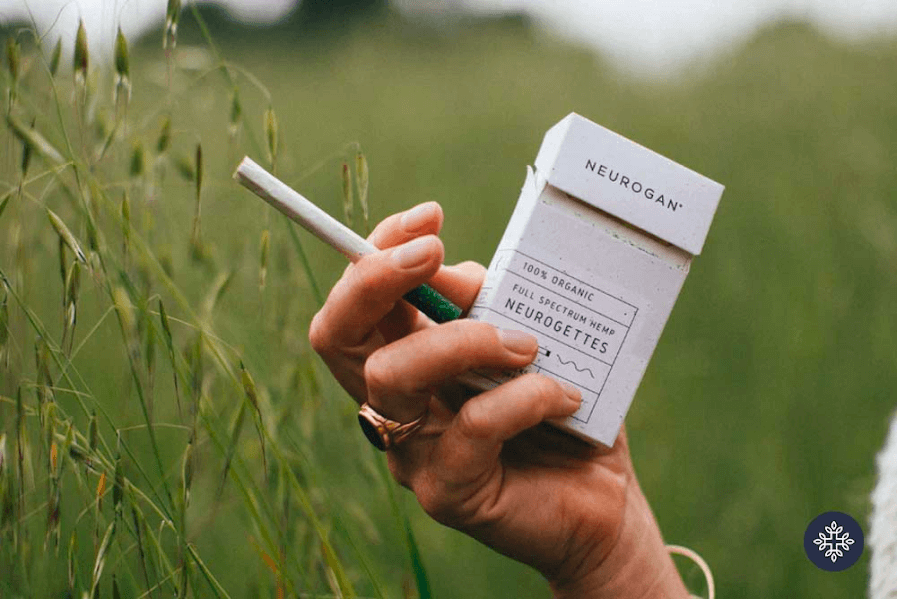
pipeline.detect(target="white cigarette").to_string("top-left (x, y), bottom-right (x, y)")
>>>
top-left (234, 156), bottom-right (376, 263)
top-left (234, 155), bottom-right (465, 326)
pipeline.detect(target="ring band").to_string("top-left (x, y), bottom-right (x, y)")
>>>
top-left (358, 402), bottom-right (426, 451)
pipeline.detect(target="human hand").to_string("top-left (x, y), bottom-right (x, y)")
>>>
top-left (309, 202), bottom-right (690, 598)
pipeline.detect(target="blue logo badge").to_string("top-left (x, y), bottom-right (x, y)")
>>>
top-left (804, 511), bottom-right (864, 571)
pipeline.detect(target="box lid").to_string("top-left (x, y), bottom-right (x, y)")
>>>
top-left (534, 113), bottom-right (724, 255)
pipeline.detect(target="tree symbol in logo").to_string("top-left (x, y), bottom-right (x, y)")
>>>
top-left (813, 520), bottom-right (856, 563)
top-left (804, 511), bottom-right (864, 571)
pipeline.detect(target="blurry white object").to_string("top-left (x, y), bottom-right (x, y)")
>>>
top-left (870, 410), bottom-right (897, 598)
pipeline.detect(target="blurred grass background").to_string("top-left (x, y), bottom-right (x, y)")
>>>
top-left (2, 3), bottom-right (896, 597)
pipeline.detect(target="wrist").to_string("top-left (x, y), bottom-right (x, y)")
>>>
top-left (549, 482), bottom-right (690, 599)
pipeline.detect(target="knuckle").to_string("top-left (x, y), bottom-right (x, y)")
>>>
top-left (307, 311), bottom-right (331, 354)
top-left (458, 260), bottom-right (487, 276)
top-left (347, 257), bottom-right (384, 295)
top-left (456, 402), bottom-right (492, 440)
top-left (427, 322), bottom-right (478, 368)
top-left (449, 320), bottom-right (482, 350)
top-left (367, 212), bottom-right (405, 248)
top-left (367, 221), bottom-right (388, 246)
top-left (521, 373), bottom-right (560, 405)
top-left (414, 483), bottom-right (457, 527)
top-left (386, 456), bottom-right (412, 490)
top-left (416, 477), bottom-right (488, 530)
top-left (363, 351), bottom-right (396, 395)
top-left (453, 320), bottom-right (500, 351)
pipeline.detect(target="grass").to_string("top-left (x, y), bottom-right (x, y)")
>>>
top-left (2, 7), bottom-right (897, 598)
top-left (0, 9), bottom-right (396, 598)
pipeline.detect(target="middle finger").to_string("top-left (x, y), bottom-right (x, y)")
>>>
top-left (363, 320), bottom-right (539, 423)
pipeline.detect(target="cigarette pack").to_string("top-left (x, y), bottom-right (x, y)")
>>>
top-left (466, 113), bottom-right (724, 446)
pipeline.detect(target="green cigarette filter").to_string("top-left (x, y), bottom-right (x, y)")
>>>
top-left (403, 284), bottom-right (462, 323)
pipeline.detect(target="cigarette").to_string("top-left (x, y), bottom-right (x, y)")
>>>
top-left (234, 156), bottom-right (463, 324)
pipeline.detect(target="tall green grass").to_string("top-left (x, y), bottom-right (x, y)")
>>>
top-left (2, 7), bottom-right (896, 598)
top-left (0, 8), bottom-right (424, 598)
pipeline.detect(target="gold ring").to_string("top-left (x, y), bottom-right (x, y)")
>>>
top-left (357, 402), bottom-right (425, 451)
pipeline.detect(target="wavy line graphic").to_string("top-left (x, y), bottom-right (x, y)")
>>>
top-left (556, 355), bottom-right (595, 379)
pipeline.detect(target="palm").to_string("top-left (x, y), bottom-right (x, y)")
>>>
top-left (384, 374), bottom-right (634, 579)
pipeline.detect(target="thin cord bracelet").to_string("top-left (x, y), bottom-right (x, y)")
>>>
top-left (667, 545), bottom-right (715, 599)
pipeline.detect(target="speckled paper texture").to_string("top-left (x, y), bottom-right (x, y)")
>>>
top-left (467, 114), bottom-right (724, 446)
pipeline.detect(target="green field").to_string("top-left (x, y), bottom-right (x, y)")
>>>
top-left (2, 7), bottom-right (896, 598)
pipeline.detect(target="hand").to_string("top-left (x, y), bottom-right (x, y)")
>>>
top-left (309, 202), bottom-right (689, 598)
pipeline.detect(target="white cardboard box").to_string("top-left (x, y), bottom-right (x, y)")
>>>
top-left (466, 113), bottom-right (724, 446)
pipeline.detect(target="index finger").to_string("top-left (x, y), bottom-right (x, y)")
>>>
top-left (309, 235), bottom-right (445, 352)
top-left (367, 202), bottom-right (484, 311)
top-left (368, 202), bottom-right (444, 249)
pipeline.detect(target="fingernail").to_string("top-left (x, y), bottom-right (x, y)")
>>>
top-left (560, 381), bottom-right (582, 403)
top-left (393, 236), bottom-right (433, 269)
top-left (401, 203), bottom-right (436, 232)
top-left (498, 329), bottom-right (538, 355)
